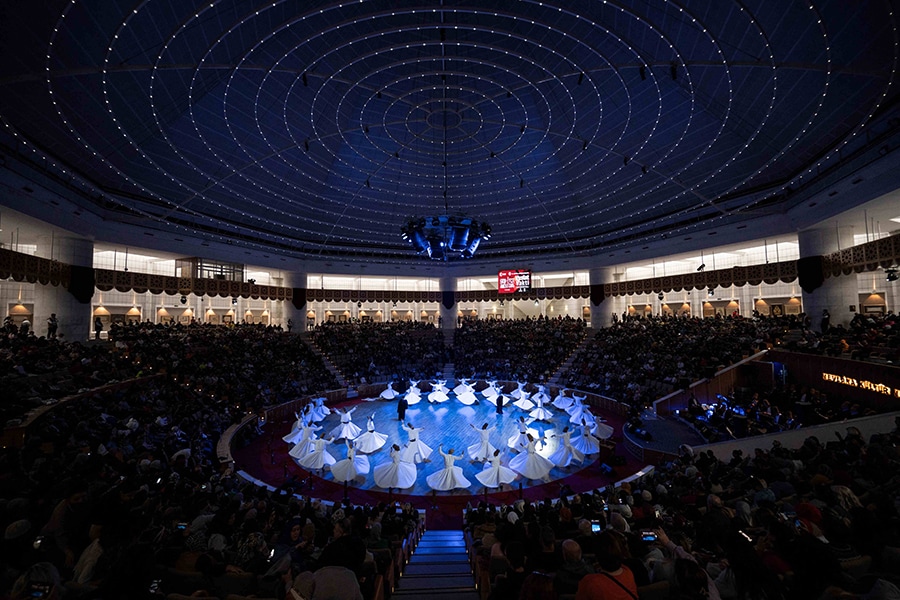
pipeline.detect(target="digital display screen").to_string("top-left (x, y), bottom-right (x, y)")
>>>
top-left (498, 270), bottom-right (532, 294)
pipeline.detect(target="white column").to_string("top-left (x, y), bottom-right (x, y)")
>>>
top-left (35, 234), bottom-right (93, 341)
top-left (589, 266), bottom-right (614, 328)
top-left (798, 226), bottom-right (858, 329)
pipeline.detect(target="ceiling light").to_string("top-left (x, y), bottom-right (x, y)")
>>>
top-left (400, 215), bottom-right (491, 261)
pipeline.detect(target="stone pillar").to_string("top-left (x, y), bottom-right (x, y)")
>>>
top-left (439, 275), bottom-right (457, 344)
top-left (798, 226), bottom-right (858, 330)
top-left (283, 271), bottom-right (307, 332)
top-left (35, 234), bottom-right (93, 341)
top-left (589, 267), bottom-right (614, 329)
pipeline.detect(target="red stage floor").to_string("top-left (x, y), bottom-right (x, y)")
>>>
top-left (232, 393), bottom-right (647, 528)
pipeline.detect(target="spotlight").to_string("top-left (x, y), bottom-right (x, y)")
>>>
top-left (180, 295), bottom-right (187, 304)
top-left (708, 288), bottom-right (715, 296)
top-left (357, 301), bottom-right (362, 308)
top-left (697, 264), bottom-right (705, 272)
top-left (657, 292), bottom-right (664, 301)
top-left (400, 214), bottom-right (490, 260)
top-left (232, 298), bottom-right (238, 305)
top-left (886, 266), bottom-right (899, 282)
top-left (248, 279), bottom-right (256, 285)
top-left (534, 299), bottom-right (539, 306)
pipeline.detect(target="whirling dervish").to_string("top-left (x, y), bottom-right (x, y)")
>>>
top-left (329, 406), bottom-right (362, 441)
top-left (467, 422), bottom-right (497, 462)
top-left (453, 377), bottom-right (473, 397)
top-left (475, 449), bottom-right (518, 489)
top-left (532, 384), bottom-right (551, 405)
top-left (373, 444), bottom-right (417, 490)
top-left (510, 380), bottom-right (529, 400)
top-left (282, 411), bottom-right (308, 444)
top-left (570, 420), bottom-right (601, 455)
top-left (508, 434), bottom-right (554, 482)
top-left (297, 436), bottom-right (337, 471)
top-left (379, 381), bottom-right (399, 400)
top-left (288, 421), bottom-right (322, 459)
top-left (309, 397), bottom-right (331, 422)
top-left (426, 444), bottom-right (472, 491)
top-left (331, 440), bottom-right (370, 482)
top-left (401, 422), bottom-right (433, 463)
top-left (567, 393), bottom-right (596, 427)
top-left (512, 391), bottom-right (535, 411)
top-left (552, 388), bottom-right (574, 410)
top-left (548, 426), bottom-right (584, 468)
top-left (529, 393), bottom-right (553, 422)
top-left (507, 416), bottom-right (530, 452)
top-left (405, 380), bottom-right (422, 405)
top-left (455, 379), bottom-right (479, 405)
top-left (590, 418), bottom-right (615, 440)
top-left (481, 380), bottom-right (501, 403)
top-left (427, 379), bottom-right (449, 403)
top-left (353, 414), bottom-right (389, 453)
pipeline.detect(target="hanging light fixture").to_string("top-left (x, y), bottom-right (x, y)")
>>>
top-left (398, 68), bottom-right (491, 260)
top-left (400, 215), bottom-right (491, 260)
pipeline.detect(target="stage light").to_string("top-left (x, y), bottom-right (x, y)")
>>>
top-left (697, 264), bottom-right (705, 272)
top-left (400, 215), bottom-right (491, 261)
top-left (887, 266), bottom-right (899, 282)
top-left (180, 295), bottom-right (187, 304)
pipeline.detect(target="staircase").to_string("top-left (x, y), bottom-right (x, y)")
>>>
top-left (392, 530), bottom-right (478, 600)
top-left (441, 363), bottom-right (455, 382)
top-left (298, 331), bottom-right (348, 388)
top-left (547, 328), bottom-right (597, 386)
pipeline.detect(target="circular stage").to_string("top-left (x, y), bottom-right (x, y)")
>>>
top-left (233, 386), bottom-right (645, 519)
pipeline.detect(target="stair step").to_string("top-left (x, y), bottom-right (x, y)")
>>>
top-left (408, 553), bottom-right (469, 564)
top-left (397, 575), bottom-right (475, 590)
top-left (413, 542), bottom-right (466, 556)
top-left (420, 530), bottom-right (464, 538)
top-left (392, 592), bottom-right (480, 600)
top-left (403, 563), bottom-right (472, 576)
top-left (415, 541), bottom-right (466, 548)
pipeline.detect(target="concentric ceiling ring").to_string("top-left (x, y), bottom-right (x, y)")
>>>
top-left (0, 0), bottom-right (891, 261)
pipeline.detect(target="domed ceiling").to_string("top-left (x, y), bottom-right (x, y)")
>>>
top-left (0, 1), bottom-right (897, 265)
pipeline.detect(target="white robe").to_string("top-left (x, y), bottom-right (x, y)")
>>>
top-left (475, 454), bottom-right (518, 488)
top-left (331, 444), bottom-right (370, 482)
top-left (373, 448), bottom-right (417, 489)
top-left (353, 417), bottom-right (388, 453)
top-left (508, 439), bottom-right (553, 481)
top-left (329, 408), bottom-right (362, 441)
top-left (401, 426), bottom-right (433, 463)
top-left (426, 449), bottom-right (471, 491)
top-left (467, 426), bottom-right (497, 461)
top-left (297, 438), bottom-right (336, 471)
top-left (507, 420), bottom-right (530, 451)
top-left (379, 382), bottom-right (399, 400)
top-left (549, 430), bottom-right (584, 467)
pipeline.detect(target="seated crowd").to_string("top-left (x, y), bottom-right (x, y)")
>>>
top-left (466, 420), bottom-right (900, 599)
top-left (453, 316), bottom-right (587, 381)
top-left (309, 321), bottom-right (447, 385)
top-left (0, 311), bottom-right (898, 599)
top-left (561, 315), bottom-right (783, 411)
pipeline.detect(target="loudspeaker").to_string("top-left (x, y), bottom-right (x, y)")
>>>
top-left (67, 266), bottom-right (95, 304)
top-left (291, 288), bottom-right (307, 310)
top-left (797, 255), bottom-right (825, 293)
